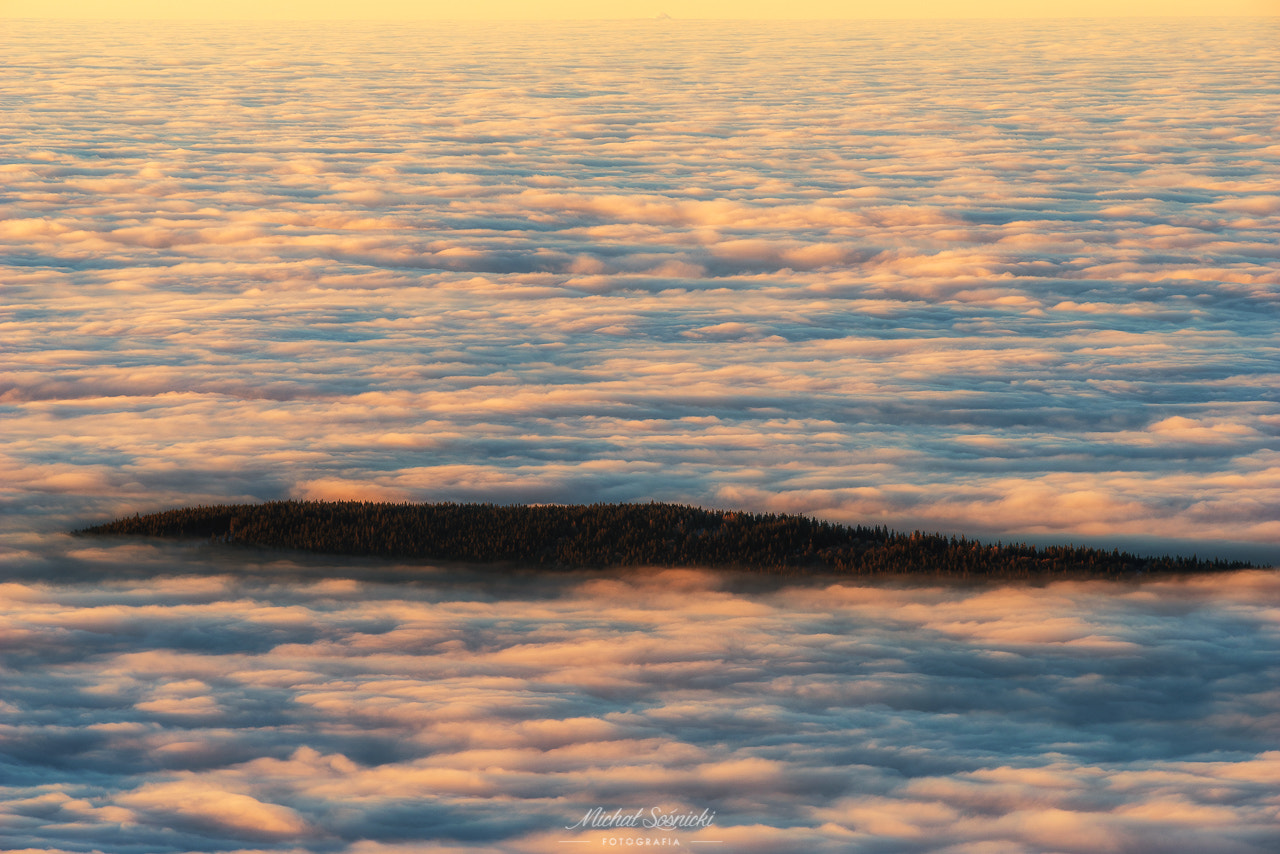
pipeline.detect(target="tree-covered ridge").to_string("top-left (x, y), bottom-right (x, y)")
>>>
top-left (77, 501), bottom-right (1252, 579)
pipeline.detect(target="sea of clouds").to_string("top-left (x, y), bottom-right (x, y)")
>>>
top-left (2, 18), bottom-right (1278, 549)
top-left (3, 16), bottom-right (1280, 853)
top-left (3, 539), bottom-right (1280, 853)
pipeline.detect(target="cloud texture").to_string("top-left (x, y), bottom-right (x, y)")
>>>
top-left (3, 537), bottom-right (1280, 852)
top-left (2, 23), bottom-right (1279, 848)
top-left (1, 19), bottom-right (1278, 554)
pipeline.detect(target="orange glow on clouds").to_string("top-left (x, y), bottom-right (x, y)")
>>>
top-left (4, 16), bottom-right (1278, 550)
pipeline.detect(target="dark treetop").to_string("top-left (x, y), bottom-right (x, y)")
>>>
top-left (77, 501), bottom-right (1252, 580)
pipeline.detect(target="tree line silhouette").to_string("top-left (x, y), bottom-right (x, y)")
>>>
top-left (78, 501), bottom-right (1250, 579)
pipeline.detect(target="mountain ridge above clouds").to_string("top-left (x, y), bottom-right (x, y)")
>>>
top-left (78, 499), bottom-right (1254, 580)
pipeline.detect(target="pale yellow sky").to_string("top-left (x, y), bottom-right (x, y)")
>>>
top-left (2, 0), bottom-right (1276, 18)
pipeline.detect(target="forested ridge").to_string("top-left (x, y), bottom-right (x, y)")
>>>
top-left (77, 501), bottom-right (1251, 579)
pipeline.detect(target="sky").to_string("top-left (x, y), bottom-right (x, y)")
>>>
top-left (3, 0), bottom-right (1277, 18)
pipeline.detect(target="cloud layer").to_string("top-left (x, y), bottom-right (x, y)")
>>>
top-left (4, 537), bottom-right (1280, 852)
top-left (5, 19), bottom-right (1280, 854)
top-left (3, 19), bottom-right (1280, 553)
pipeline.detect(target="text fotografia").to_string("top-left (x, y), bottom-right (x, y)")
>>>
top-left (567, 806), bottom-right (716, 832)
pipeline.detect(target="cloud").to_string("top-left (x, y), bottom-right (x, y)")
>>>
top-left (5, 538), bottom-right (1280, 851)
top-left (4, 17), bottom-right (1280, 848)
top-left (7, 13), bottom-right (1280, 550)
top-left (115, 779), bottom-right (311, 839)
